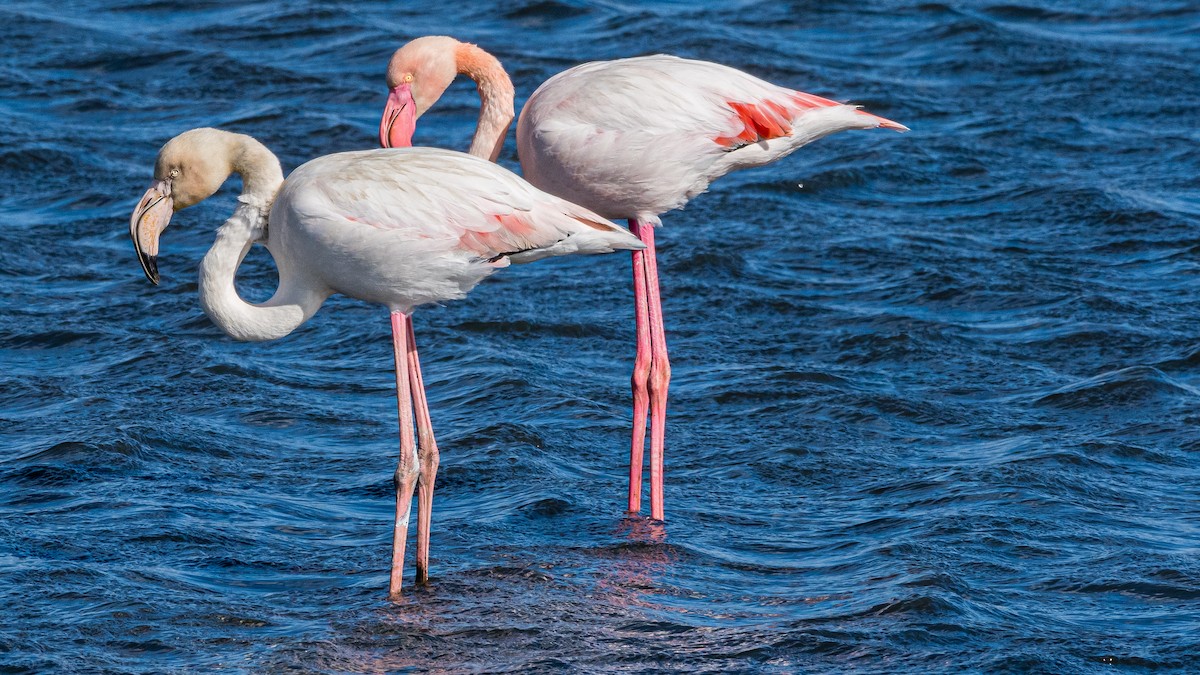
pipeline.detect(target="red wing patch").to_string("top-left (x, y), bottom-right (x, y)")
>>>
top-left (716, 101), bottom-right (791, 147)
top-left (714, 91), bottom-right (840, 148)
top-left (458, 213), bottom-right (539, 258)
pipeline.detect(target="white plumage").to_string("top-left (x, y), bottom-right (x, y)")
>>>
top-left (273, 148), bottom-right (643, 313)
top-left (130, 129), bottom-right (644, 598)
top-left (517, 55), bottom-right (905, 222)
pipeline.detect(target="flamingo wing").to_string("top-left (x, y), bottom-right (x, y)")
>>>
top-left (285, 147), bottom-right (643, 263)
top-left (529, 55), bottom-right (900, 150)
top-left (518, 56), bottom-right (904, 217)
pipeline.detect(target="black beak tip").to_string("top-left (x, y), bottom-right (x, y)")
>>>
top-left (144, 255), bottom-right (159, 286)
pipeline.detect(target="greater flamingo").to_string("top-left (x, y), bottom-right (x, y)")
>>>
top-left (379, 37), bottom-right (907, 520)
top-left (129, 128), bottom-right (644, 597)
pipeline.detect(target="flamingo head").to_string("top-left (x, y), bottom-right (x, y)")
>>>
top-left (130, 129), bottom-right (237, 284)
top-left (380, 36), bottom-right (461, 148)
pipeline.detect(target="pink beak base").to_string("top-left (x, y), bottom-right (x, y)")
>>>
top-left (129, 179), bottom-right (174, 284)
top-left (379, 84), bottom-right (417, 148)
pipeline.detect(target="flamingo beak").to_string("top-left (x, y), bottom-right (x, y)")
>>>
top-left (379, 83), bottom-right (417, 148)
top-left (129, 179), bottom-right (174, 285)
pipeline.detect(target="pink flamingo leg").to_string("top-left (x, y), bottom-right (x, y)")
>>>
top-left (389, 311), bottom-right (420, 599)
top-left (406, 315), bottom-right (440, 584)
top-left (638, 222), bottom-right (670, 521)
top-left (628, 219), bottom-right (652, 514)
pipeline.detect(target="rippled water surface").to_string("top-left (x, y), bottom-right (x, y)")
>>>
top-left (3, 0), bottom-right (1200, 672)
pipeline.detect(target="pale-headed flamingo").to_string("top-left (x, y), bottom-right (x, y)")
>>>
top-left (129, 128), bottom-right (644, 597)
top-left (378, 37), bottom-right (907, 520)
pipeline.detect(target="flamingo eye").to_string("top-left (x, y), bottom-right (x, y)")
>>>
top-left (170, 168), bottom-right (180, 178)
top-left (403, 73), bottom-right (414, 84)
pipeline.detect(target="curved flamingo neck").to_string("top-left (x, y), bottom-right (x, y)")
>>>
top-left (197, 142), bottom-right (327, 342)
top-left (455, 42), bottom-right (515, 162)
top-left (230, 140), bottom-right (284, 201)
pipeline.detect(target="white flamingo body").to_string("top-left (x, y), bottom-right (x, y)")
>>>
top-left (271, 148), bottom-right (638, 312)
top-left (517, 55), bottom-right (899, 222)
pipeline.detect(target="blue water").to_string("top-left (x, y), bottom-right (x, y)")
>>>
top-left (3, 0), bottom-right (1199, 672)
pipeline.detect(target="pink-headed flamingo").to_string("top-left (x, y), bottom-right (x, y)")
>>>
top-left (378, 37), bottom-right (907, 521)
top-left (129, 128), bottom-right (644, 597)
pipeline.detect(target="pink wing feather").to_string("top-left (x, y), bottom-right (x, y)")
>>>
top-left (289, 148), bottom-right (639, 262)
top-left (517, 55), bottom-right (905, 219)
